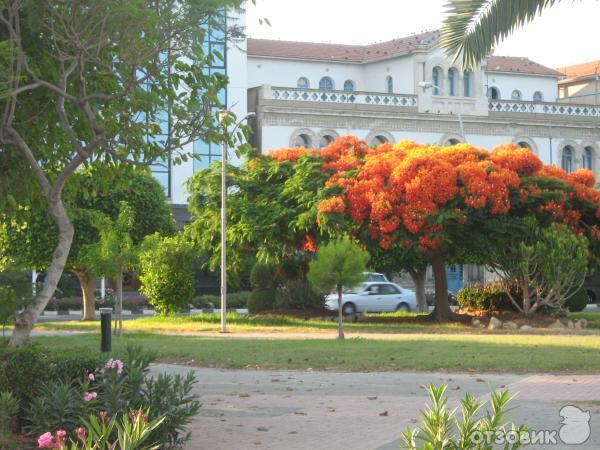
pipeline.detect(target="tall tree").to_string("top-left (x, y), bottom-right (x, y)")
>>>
top-left (441, 0), bottom-right (565, 67)
top-left (0, 0), bottom-right (240, 345)
top-left (3, 170), bottom-right (175, 320)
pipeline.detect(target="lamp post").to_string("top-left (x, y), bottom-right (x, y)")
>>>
top-left (217, 110), bottom-right (256, 333)
top-left (418, 81), bottom-right (466, 139)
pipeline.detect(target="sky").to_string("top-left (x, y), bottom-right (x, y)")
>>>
top-left (246, 0), bottom-right (600, 69)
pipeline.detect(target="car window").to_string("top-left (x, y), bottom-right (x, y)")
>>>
top-left (368, 274), bottom-right (387, 282)
top-left (380, 284), bottom-right (399, 295)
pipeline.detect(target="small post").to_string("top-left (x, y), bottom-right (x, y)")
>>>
top-left (99, 307), bottom-right (112, 353)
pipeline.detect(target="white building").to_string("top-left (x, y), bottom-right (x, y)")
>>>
top-left (245, 31), bottom-right (599, 180)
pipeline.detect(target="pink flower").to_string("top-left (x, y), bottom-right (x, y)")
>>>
top-left (37, 432), bottom-right (54, 448)
top-left (76, 427), bottom-right (86, 441)
top-left (56, 430), bottom-right (66, 438)
top-left (86, 372), bottom-right (95, 382)
top-left (105, 358), bottom-right (124, 375)
top-left (83, 391), bottom-right (97, 402)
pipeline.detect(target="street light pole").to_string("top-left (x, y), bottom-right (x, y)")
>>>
top-left (217, 110), bottom-right (256, 333)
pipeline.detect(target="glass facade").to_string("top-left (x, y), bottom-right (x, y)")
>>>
top-left (193, 11), bottom-right (227, 173)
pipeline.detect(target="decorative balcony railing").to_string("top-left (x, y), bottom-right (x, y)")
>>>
top-left (270, 87), bottom-right (418, 108)
top-left (489, 100), bottom-right (600, 118)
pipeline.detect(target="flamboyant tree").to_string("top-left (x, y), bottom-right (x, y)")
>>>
top-left (0, 0), bottom-right (241, 345)
top-left (313, 139), bottom-right (600, 321)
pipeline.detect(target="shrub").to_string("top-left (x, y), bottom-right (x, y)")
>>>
top-left (456, 281), bottom-right (521, 312)
top-left (190, 294), bottom-right (219, 309)
top-left (247, 288), bottom-right (276, 314)
top-left (227, 291), bottom-right (250, 309)
top-left (566, 285), bottom-right (588, 312)
top-left (0, 391), bottom-right (19, 450)
top-left (139, 234), bottom-right (196, 314)
top-left (23, 345), bottom-right (200, 448)
top-left (250, 262), bottom-right (277, 289)
top-left (26, 380), bottom-right (86, 436)
top-left (402, 384), bottom-right (526, 449)
top-left (0, 343), bottom-right (103, 423)
top-left (275, 279), bottom-right (324, 310)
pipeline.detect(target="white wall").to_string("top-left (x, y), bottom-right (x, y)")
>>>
top-left (248, 57), bottom-right (366, 91)
top-left (484, 72), bottom-right (557, 102)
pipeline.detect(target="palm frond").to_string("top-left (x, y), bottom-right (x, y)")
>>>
top-left (440, 0), bottom-right (565, 68)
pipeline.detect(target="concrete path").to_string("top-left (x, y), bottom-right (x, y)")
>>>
top-left (153, 364), bottom-right (600, 450)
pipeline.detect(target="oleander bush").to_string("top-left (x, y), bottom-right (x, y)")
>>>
top-left (566, 285), bottom-right (588, 312)
top-left (1, 344), bottom-right (200, 449)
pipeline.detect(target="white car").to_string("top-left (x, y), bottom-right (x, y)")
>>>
top-left (325, 282), bottom-right (417, 314)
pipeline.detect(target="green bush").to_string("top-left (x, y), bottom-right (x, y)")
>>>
top-left (250, 262), bottom-right (277, 290)
top-left (190, 294), bottom-right (219, 309)
top-left (139, 234), bottom-right (196, 314)
top-left (275, 279), bottom-right (324, 310)
top-left (566, 285), bottom-right (588, 312)
top-left (0, 391), bottom-right (19, 450)
top-left (0, 343), bottom-right (103, 424)
top-left (247, 288), bottom-right (276, 314)
top-left (456, 281), bottom-right (521, 311)
top-left (22, 345), bottom-right (200, 447)
top-left (227, 291), bottom-right (250, 309)
top-left (190, 291), bottom-right (250, 310)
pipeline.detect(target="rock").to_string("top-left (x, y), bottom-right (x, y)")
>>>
top-left (503, 321), bottom-right (519, 330)
top-left (487, 317), bottom-right (503, 330)
top-left (356, 313), bottom-right (368, 323)
top-left (567, 320), bottom-right (575, 329)
top-left (472, 319), bottom-right (482, 327)
top-left (548, 319), bottom-right (566, 329)
top-left (520, 325), bottom-right (533, 330)
top-left (475, 323), bottom-right (486, 329)
top-left (580, 318), bottom-right (588, 328)
top-left (574, 320), bottom-right (582, 329)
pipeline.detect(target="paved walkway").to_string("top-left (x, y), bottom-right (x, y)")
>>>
top-left (153, 364), bottom-right (600, 450)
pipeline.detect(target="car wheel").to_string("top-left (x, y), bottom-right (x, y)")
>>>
top-left (396, 303), bottom-right (410, 312)
top-left (342, 303), bottom-right (356, 315)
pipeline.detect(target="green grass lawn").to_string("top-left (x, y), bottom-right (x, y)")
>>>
top-left (34, 311), bottom-right (600, 335)
top-left (34, 331), bottom-right (600, 373)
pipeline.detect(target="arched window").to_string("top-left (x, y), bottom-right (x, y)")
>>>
top-left (518, 141), bottom-right (531, 149)
top-left (448, 68), bottom-right (458, 96)
top-left (319, 76), bottom-right (334, 90)
top-left (319, 135), bottom-right (335, 149)
top-left (511, 90), bottom-right (522, 101)
top-left (343, 80), bottom-right (355, 92)
top-left (463, 71), bottom-right (472, 97)
top-left (583, 146), bottom-right (594, 170)
top-left (297, 77), bottom-right (310, 89)
top-left (447, 138), bottom-right (461, 146)
top-left (370, 135), bottom-right (388, 147)
top-left (292, 133), bottom-right (312, 148)
top-left (562, 146), bottom-right (574, 173)
top-left (533, 91), bottom-right (543, 103)
top-left (432, 67), bottom-right (442, 95)
top-left (487, 87), bottom-right (500, 100)
top-left (385, 76), bottom-right (393, 94)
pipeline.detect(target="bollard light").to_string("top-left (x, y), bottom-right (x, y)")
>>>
top-left (99, 307), bottom-right (112, 353)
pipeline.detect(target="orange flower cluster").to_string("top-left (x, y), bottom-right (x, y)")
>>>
top-left (263, 136), bottom-right (600, 253)
top-left (266, 147), bottom-right (317, 162)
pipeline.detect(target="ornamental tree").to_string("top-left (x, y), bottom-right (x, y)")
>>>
top-left (0, 0), bottom-right (242, 345)
top-left (316, 140), bottom-right (600, 321)
top-left (308, 236), bottom-right (369, 339)
top-left (4, 170), bottom-right (175, 320)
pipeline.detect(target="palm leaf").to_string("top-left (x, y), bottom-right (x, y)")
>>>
top-left (440, 0), bottom-right (568, 68)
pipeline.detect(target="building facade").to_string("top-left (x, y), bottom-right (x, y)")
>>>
top-left (246, 31), bottom-right (599, 180)
top-left (557, 60), bottom-right (600, 106)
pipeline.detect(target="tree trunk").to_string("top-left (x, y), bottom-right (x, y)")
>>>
top-left (9, 194), bottom-right (74, 346)
top-left (114, 271), bottom-right (123, 336)
top-left (409, 268), bottom-right (427, 313)
top-left (428, 252), bottom-right (455, 322)
top-left (74, 269), bottom-right (96, 321)
top-left (337, 284), bottom-right (344, 339)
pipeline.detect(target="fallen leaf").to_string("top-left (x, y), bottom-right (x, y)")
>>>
top-left (367, 396), bottom-right (378, 400)
top-left (379, 411), bottom-right (388, 416)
